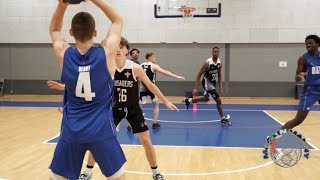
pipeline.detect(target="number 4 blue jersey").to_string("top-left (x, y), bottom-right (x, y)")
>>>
top-left (60, 46), bottom-right (115, 143)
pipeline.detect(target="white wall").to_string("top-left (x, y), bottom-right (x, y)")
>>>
top-left (1, 0), bottom-right (320, 43)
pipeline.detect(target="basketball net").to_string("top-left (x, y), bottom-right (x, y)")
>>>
top-left (178, 6), bottom-right (196, 23)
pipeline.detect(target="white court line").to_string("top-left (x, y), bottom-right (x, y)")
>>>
top-left (83, 159), bottom-right (273, 176)
top-left (144, 117), bottom-right (220, 123)
top-left (125, 161), bottom-right (274, 176)
top-left (121, 144), bottom-right (320, 151)
top-left (263, 110), bottom-right (320, 151)
top-left (42, 135), bottom-right (59, 144)
top-left (143, 108), bottom-right (263, 111)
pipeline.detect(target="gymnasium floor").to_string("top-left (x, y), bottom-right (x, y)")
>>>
top-left (1, 95), bottom-right (320, 180)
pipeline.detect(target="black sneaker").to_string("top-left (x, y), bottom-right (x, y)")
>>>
top-left (152, 123), bottom-right (161, 129)
top-left (184, 97), bottom-right (191, 110)
top-left (221, 118), bottom-right (232, 125)
top-left (220, 115), bottom-right (232, 126)
top-left (127, 125), bottom-right (132, 131)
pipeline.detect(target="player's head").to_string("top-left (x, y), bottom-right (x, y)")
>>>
top-left (130, 48), bottom-right (140, 60)
top-left (305, 34), bottom-right (320, 53)
top-left (212, 47), bottom-right (220, 59)
top-left (116, 37), bottom-right (130, 60)
top-left (146, 52), bottom-right (156, 63)
top-left (70, 12), bottom-right (96, 42)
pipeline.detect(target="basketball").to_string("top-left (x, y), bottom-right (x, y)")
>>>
top-left (63, 0), bottom-right (84, 4)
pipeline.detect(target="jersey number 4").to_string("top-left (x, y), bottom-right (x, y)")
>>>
top-left (76, 72), bottom-right (96, 101)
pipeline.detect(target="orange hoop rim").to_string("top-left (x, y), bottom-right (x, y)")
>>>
top-left (177, 6), bottom-right (196, 16)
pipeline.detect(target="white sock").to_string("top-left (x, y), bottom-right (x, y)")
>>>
top-left (85, 167), bottom-right (93, 173)
top-left (221, 116), bottom-right (225, 119)
top-left (188, 98), bottom-right (192, 103)
top-left (151, 168), bottom-right (160, 175)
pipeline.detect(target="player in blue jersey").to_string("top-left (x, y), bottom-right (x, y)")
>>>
top-left (267, 34), bottom-right (320, 142)
top-left (48, 0), bottom-right (125, 180)
top-left (48, 37), bottom-right (179, 180)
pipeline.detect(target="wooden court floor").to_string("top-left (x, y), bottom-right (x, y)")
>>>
top-left (0, 95), bottom-right (319, 180)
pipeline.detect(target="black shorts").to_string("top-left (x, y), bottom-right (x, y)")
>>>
top-left (140, 91), bottom-right (158, 104)
top-left (113, 106), bottom-right (148, 134)
top-left (202, 79), bottom-right (219, 100)
top-left (204, 89), bottom-right (220, 100)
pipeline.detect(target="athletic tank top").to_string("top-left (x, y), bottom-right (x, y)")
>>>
top-left (304, 51), bottom-right (320, 86)
top-left (203, 57), bottom-right (221, 90)
top-left (113, 60), bottom-right (139, 108)
top-left (61, 46), bottom-right (115, 143)
top-left (140, 62), bottom-right (156, 92)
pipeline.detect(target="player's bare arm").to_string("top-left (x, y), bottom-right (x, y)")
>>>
top-left (153, 64), bottom-right (185, 80)
top-left (49, 0), bottom-right (71, 68)
top-left (91, 0), bottom-right (123, 78)
top-left (295, 56), bottom-right (307, 82)
top-left (134, 64), bottom-right (179, 111)
top-left (218, 61), bottom-right (223, 96)
top-left (47, 80), bottom-right (65, 91)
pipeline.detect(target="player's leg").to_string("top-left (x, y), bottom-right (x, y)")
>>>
top-left (50, 138), bottom-right (87, 180)
top-left (281, 110), bottom-right (309, 130)
top-left (184, 93), bottom-right (210, 109)
top-left (49, 171), bottom-right (67, 180)
top-left (151, 94), bottom-right (160, 129)
top-left (126, 106), bottom-right (164, 179)
top-left (79, 111), bottom-right (124, 179)
top-left (267, 88), bottom-right (316, 143)
top-left (88, 137), bottom-right (126, 180)
top-left (209, 90), bottom-right (231, 125)
top-left (281, 90), bottom-right (316, 130)
top-left (136, 131), bottom-right (164, 179)
top-left (78, 153), bottom-right (95, 180)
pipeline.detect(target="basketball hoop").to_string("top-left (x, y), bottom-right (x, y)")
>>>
top-left (178, 5), bottom-right (196, 22)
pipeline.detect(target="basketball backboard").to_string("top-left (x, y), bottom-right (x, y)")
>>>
top-left (154, 0), bottom-right (222, 18)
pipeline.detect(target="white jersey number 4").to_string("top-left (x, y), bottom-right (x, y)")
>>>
top-left (76, 72), bottom-right (96, 101)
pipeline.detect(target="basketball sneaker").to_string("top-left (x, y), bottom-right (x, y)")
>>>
top-left (78, 170), bottom-right (92, 180)
top-left (184, 97), bottom-right (191, 110)
top-left (220, 114), bottom-right (232, 125)
top-left (152, 122), bottom-right (161, 129)
top-left (153, 173), bottom-right (165, 180)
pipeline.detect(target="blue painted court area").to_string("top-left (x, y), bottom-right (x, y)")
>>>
top-left (34, 102), bottom-right (315, 149)
top-left (1, 101), bottom-right (316, 149)
top-left (2, 101), bottom-right (320, 111)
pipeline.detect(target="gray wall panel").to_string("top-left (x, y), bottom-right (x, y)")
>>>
top-left (130, 43), bottom-right (226, 81)
top-left (0, 43), bottom-right (306, 97)
top-left (230, 44), bottom-right (305, 82)
top-left (0, 45), bottom-right (11, 79)
top-left (10, 44), bottom-right (60, 80)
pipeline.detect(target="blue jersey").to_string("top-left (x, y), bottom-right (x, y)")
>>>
top-left (130, 58), bottom-right (140, 64)
top-left (60, 46), bottom-right (115, 143)
top-left (304, 51), bottom-right (320, 86)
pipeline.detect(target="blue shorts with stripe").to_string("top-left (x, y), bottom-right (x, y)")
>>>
top-left (298, 85), bottom-right (320, 111)
top-left (49, 136), bottom-right (126, 180)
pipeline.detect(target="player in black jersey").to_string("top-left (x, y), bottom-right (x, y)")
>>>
top-left (184, 47), bottom-right (231, 125)
top-left (140, 52), bottom-right (185, 129)
top-left (48, 38), bottom-right (178, 180)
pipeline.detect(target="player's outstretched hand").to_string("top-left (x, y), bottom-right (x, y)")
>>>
top-left (47, 80), bottom-right (65, 91)
top-left (165, 101), bottom-right (179, 112)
